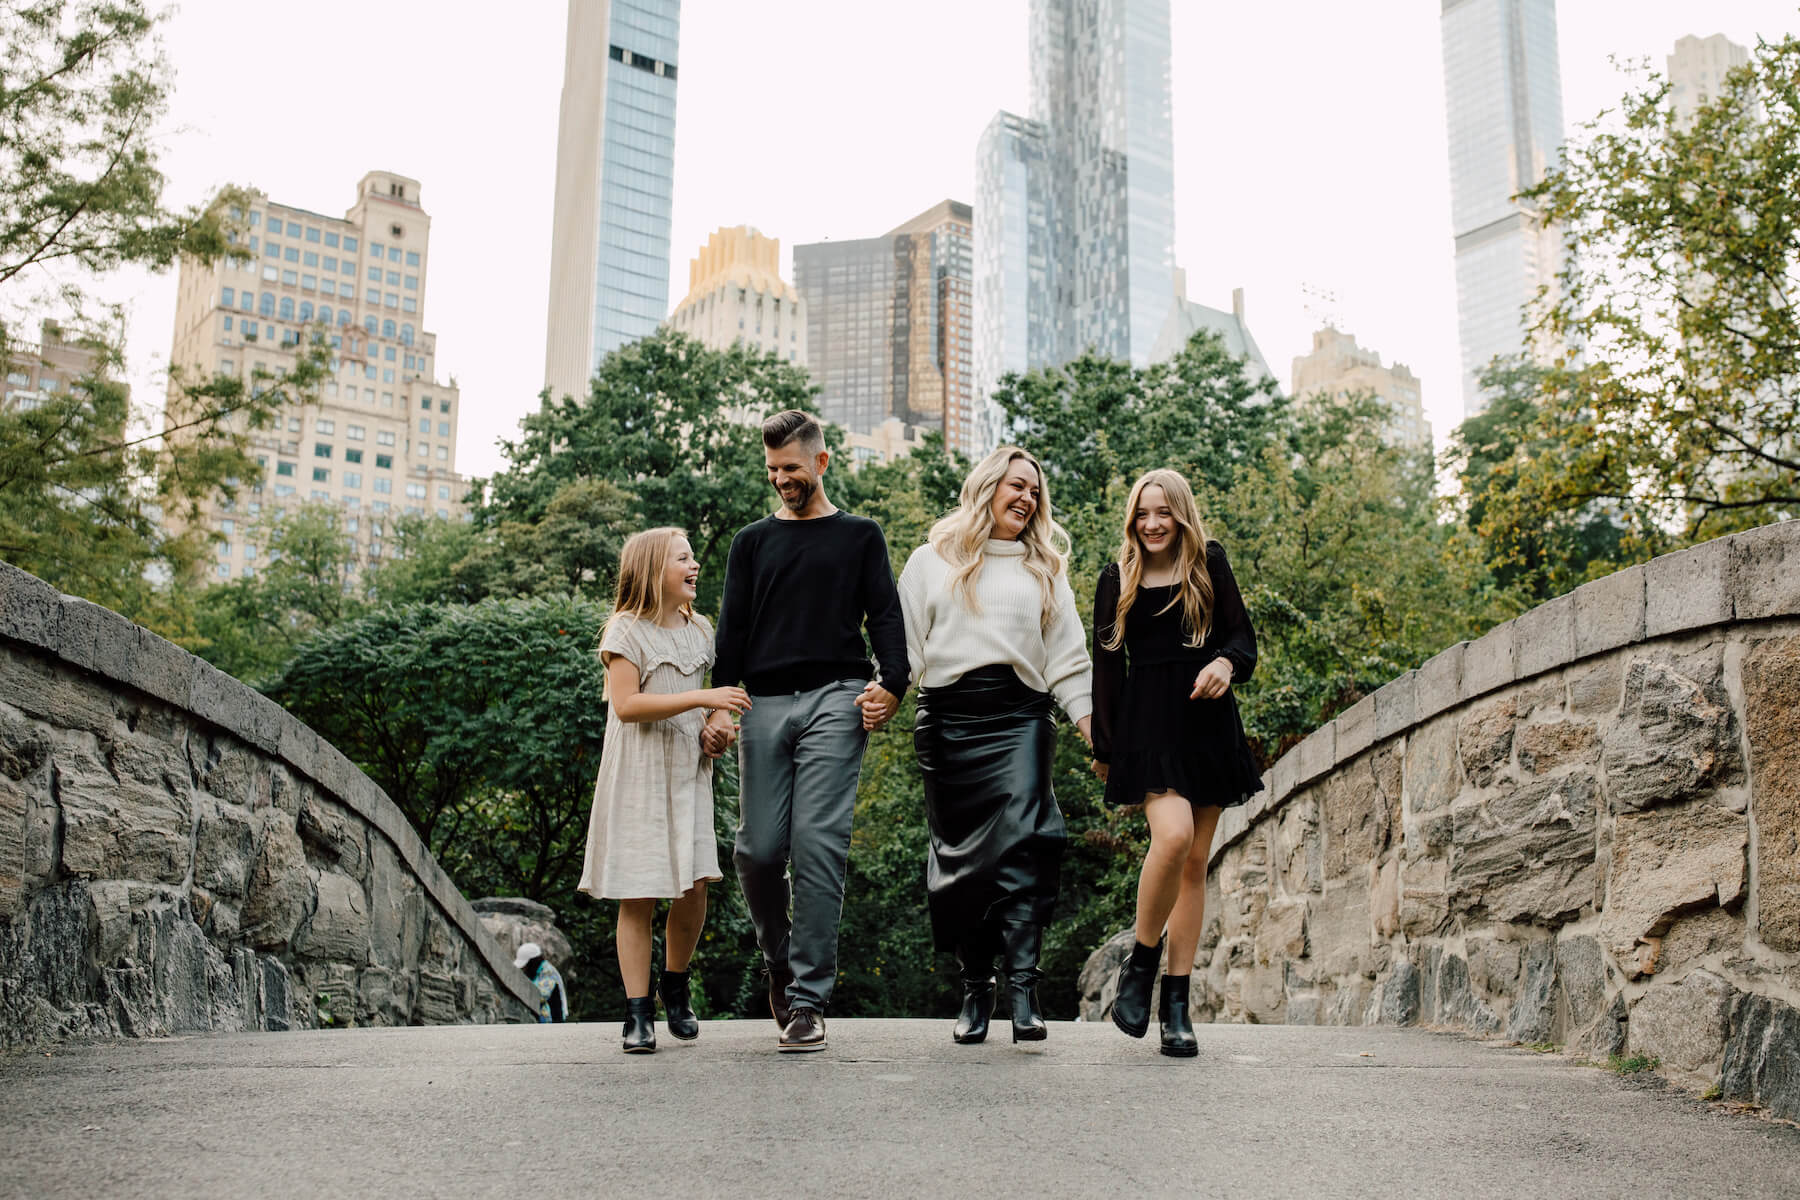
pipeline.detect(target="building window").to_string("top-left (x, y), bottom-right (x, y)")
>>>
top-left (343, 472), bottom-right (361, 488)
top-left (384, 293), bottom-right (398, 309)
top-left (435, 445), bottom-right (448, 461)
top-left (382, 368), bottom-right (394, 383)
top-left (346, 424), bottom-right (364, 440)
top-left (221, 286), bottom-right (235, 307)
top-left (376, 430), bottom-right (396, 446)
top-left (276, 461), bottom-right (295, 477)
top-left (416, 443), bottom-right (429, 457)
top-left (402, 297), bottom-right (416, 314)
top-left (222, 315), bottom-right (233, 332)
top-left (400, 324), bottom-right (414, 345)
top-left (406, 251), bottom-right (419, 267)
top-left (387, 246), bottom-right (401, 262)
top-left (376, 454), bottom-right (393, 469)
top-left (325, 232), bottom-right (339, 249)
top-left (385, 270), bottom-right (399, 286)
top-left (314, 443), bottom-right (331, 458)
top-left (405, 483), bottom-right (426, 500)
top-left (383, 346), bottom-right (396, 361)
top-left (373, 477), bottom-right (392, 494)
top-left (281, 269), bottom-right (297, 286)
top-left (259, 293), bottom-right (274, 316)
top-left (367, 266), bottom-right (381, 282)
top-left (303, 251), bottom-right (318, 268)
top-left (278, 297), bottom-right (294, 320)
top-left (342, 236), bottom-right (358, 253)
top-left (306, 227), bottom-right (320, 243)
top-left (312, 467), bottom-right (329, 482)
top-left (437, 485), bottom-right (450, 500)
top-left (369, 243), bottom-right (384, 259)
top-left (418, 418), bottom-right (430, 433)
top-left (437, 421), bottom-right (449, 436)
top-left (439, 399), bottom-right (450, 413)
top-left (316, 419), bottom-right (334, 434)
top-left (283, 247), bottom-right (299, 263)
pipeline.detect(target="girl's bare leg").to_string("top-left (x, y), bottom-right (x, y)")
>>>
top-left (616, 898), bottom-right (656, 997)
top-left (1164, 805), bottom-right (1223, 975)
top-left (664, 882), bottom-right (709, 972)
top-left (1133, 792), bottom-right (1196, 947)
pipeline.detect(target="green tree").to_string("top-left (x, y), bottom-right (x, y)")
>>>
top-left (0, 0), bottom-right (320, 622)
top-left (483, 330), bottom-right (819, 605)
top-left (1514, 35), bottom-right (1800, 541)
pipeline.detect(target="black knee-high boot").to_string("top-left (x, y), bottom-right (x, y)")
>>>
top-left (1110, 938), bottom-right (1162, 1039)
top-left (952, 924), bottom-right (999, 1044)
top-left (1001, 921), bottom-right (1047, 1042)
top-left (1159, 973), bottom-right (1197, 1057)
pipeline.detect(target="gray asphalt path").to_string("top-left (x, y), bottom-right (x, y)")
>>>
top-left (3, 1019), bottom-right (1795, 1199)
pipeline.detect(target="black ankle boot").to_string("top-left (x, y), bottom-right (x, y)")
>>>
top-left (1001, 922), bottom-right (1047, 1043)
top-left (1159, 973), bottom-right (1197, 1057)
top-left (951, 926), bottom-right (999, 1044)
top-left (1110, 938), bottom-right (1162, 1039)
top-left (659, 969), bottom-right (699, 1041)
top-left (621, 996), bottom-right (656, 1053)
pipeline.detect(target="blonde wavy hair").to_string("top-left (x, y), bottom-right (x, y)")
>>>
top-left (928, 446), bottom-right (1070, 630)
top-left (603, 526), bottom-right (693, 639)
top-left (1103, 469), bottom-right (1215, 651)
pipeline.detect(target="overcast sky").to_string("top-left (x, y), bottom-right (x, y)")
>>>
top-left (104, 0), bottom-right (1796, 480)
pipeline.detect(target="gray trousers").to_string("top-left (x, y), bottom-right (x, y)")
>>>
top-left (733, 678), bottom-right (869, 1013)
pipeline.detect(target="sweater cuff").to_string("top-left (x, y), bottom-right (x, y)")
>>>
top-left (1060, 692), bottom-right (1094, 725)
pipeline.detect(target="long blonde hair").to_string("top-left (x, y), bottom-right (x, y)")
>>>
top-left (603, 526), bottom-right (693, 638)
top-left (928, 446), bottom-right (1070, 630)
top-left (1104, 469), bottom-right (1215, 651)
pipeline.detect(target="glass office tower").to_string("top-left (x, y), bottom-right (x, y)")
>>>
top-left (1440, 0), bottom-right (1565, 416)
top-left (974, 0), bottom-right (1176, 449)
top-left (543, 0), bottom-right (681, 402)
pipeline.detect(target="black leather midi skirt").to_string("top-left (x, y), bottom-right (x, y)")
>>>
top-left (914, 665), bottom-right (1066, 950)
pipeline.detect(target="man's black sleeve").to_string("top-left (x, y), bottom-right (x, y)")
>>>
top-left (862, 523), bottom-right (910, 696)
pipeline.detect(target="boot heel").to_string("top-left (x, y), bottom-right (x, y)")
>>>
top-left (1001, 922), bottom-right (1048, 1043)
top-left (621, 996), bottom-right (656, 1054)
top-left (1159, 973), bottom-right (1198, 1058)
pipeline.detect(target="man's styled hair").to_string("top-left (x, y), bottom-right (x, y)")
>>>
top-left (762, 409), bottom-right (825, 456)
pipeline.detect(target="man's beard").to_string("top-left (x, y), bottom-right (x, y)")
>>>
top-left (778, 477), bottom-right (816, 512)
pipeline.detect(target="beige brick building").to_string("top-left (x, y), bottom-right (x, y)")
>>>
top-left (3, 319), bottom-right (121, 414)
top-left (164, 170), bottom-right (469, 582)
top-left (1291, 326), bottom-right (1431, 451)
top-left (666, 226), bottom-right (805, 364)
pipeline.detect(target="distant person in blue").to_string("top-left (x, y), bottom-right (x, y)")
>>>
top-left (708, 410), bottom-right (910, 1054)
top-left (515, 942), bottom-right (568, 1024)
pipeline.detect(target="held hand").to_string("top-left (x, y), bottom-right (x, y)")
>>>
top-left (1091, 759), bottom-right (1109, 782)
top-left (854, 683), bottom-right (899, 731)
top-left (703, 686), bottom-right (753, 715)
top-left (699, 722), bottom-right (735, 759)
top-left (1075, 714), bottom-right (1093, 750)
top-left (1190, 658), bottom-right (1233, 701)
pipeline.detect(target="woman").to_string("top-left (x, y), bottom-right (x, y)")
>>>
top-left (1092, 469), bottom-right (1261, 1057)
top-left (898, 446), bottom-right (1094, 1044)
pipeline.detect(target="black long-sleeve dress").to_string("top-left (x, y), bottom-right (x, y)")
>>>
top-left (1091, 541), bottom-right (1264, 808)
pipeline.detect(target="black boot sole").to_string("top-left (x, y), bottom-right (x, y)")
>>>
top-left (952, 1028), bottom-right (988, 1044)
top-left (665, 1025), bottom-right (699, 1042)
top-left (622, 1043), bottom-right (656, 1054)
top-left (1112, 1010), bottom-right (1149, 1039)
top-left (1012, 1026), bottom-right (1047, 1043)
top-left (1160, 1040), bottom-right (1198, 1058)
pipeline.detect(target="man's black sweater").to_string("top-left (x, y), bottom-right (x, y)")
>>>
top-left (712, 510), bottom-right (910, 697)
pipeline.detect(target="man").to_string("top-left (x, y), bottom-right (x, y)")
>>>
top-left (707, 410), bottom-right (907, 1052)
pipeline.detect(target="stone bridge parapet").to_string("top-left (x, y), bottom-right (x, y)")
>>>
top-left (0, 561), bottom-right (539, 1047)
top-left (1082, 522), bottom-right (1800, 1121)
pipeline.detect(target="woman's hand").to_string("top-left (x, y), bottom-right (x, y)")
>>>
top-left (703, 686), bottom-right (753, 715)
top-left (1075, 714), bottom-right (1093, 749)
top-left (1091, 759), bottom-right (1109, 782)
top-left (1190, 658), bottom-right (1232, 700)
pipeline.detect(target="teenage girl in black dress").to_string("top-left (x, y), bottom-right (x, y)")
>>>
top-left (1091, 468), bottom-right (1262, 1056)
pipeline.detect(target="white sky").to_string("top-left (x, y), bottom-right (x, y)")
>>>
top-left (105, 0), bottom-right (1795, 480)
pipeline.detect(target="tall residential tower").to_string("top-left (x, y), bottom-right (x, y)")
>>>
top-left (1440, 0), bottom-right (1566, 417)
top-left (974, 0), bottom-right (1177, 447)
top-left (666, 225), bottom-right (806, 364)
top-left (1668, 34), bottom-right (1750, 123)
top-left (164, 171), bottom-right (469, 581)
top-left (543, 0), bottom-right (681, 402)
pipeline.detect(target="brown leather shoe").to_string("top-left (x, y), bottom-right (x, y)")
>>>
top-left (778, 1008), bottom-right (827, 1052)
top-left (766, 961), bottom-right (795, 1030)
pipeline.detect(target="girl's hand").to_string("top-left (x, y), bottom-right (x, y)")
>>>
top-left (1190, 658), bottom-right (1232, 700)
top-left (1091, 759), bottom-right (1109, 782)
top-left (704, 686), bottom-right (753, 714)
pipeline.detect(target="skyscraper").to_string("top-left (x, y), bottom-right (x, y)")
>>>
top-left (1668, 34), bottom-right (1750, 124)
top-left (666, 226), bottom-right (805, 364)
top-left (543, 0), bottom-right (681, 402)
top-left (1440, 0), bottom-right (1566, 417)
top-left (974, 0), bottom-right (1177, 446)
top-left (1291, 326), bottom-right (1431, 450)
top-left (793, 200), bottom-right (978, 458)
top-left (163, 171), bottom-right (470, 581)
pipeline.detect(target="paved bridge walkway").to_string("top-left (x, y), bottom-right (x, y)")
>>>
top-left (4, 1020), bottom-right (1796, 1198)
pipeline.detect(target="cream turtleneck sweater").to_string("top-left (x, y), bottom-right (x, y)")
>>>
top-left (898, 538), bottom-right (1094, 723)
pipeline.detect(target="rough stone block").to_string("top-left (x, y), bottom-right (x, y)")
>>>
top-left (1399, 857), bottom-right (1450, 938)
top-left (1517, 720), bottom-right (1599, 776)
top-left (1337, 695), bottom-right (1375, 762)
top-left (276, 717), bottom-right (327, 786)
top-left (0, 652), bottom-right (112, 735)
top-left (1574, 567), bottom-right (1644, 659)
top-left (1370, 857), bottom-right (1400, 940)
top-left (1719, 992), bottom-right (1800, 1122)
top-left (298, 794), bottom-right (369, 880)
top-left (56, 747), bottom-right (191, 885)
top-left (1374, 960), bottom-right (1421, 1025)
top-left (1645, 538), bottom-right (1733, 638)
top-left (1460, 620), bottom-right (1517, 702)
top-left (0, 562), bottom-right (63, 649)
top-left (295, 870), bottom-right (370, 963)
top-left (56, 596), bottom-right (137, 682)
top-left (1728, 520), bottom-right (1800, 621)
top-left (1413, 642), bottom-right (1465, 723)
top-left (1323, 756), bottom-right (1395, 881)
top-left (1647, 908), bottom-right (1743, 977)
top-left (1600, 801), bottom-right (1746, 962)
top-left (1515, 592), bottom-right (1576, 681)
top-left (1467, 937), bottom-right (1524, 999)
top-left (1295, 723), bottom-right (1334, 785)
top-left (187, 660), bottom-right (253, 742)
top-left (1256, 897), bottom-right (1310, 966)
top-left (1458, 696), bottom-right (1517, 789)
top-left (1272, 793), bottom-right (1321, 895)
top-left (1269, 746), bottom-right (1299, 806)
top-left (241, 810), bottom-right (311, 949)
top-left (1567, 657), bottom-right (1624, 717)
top-left (1628, 969), bottom-right (1737, 1084)
top-left (1404, 716), bottom-right (1460, 818)
top-left (1435, 953), bottom-right (1501, 1033)
top-left (122, 627), bottom-right (194, 710)
top-left (1505, 939), bottom-right (1560, 1044)
top-left (1374, 671), bottom-right (1417, 742)
top-left (1450, 773), bottom-right (1599, 925)
top-left (1603, 658), bottom-right (1741, 812)
top-left (193, 800), bottom-right (255, 899)
top-left (1741, 636), bottom-right (1800, 952)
